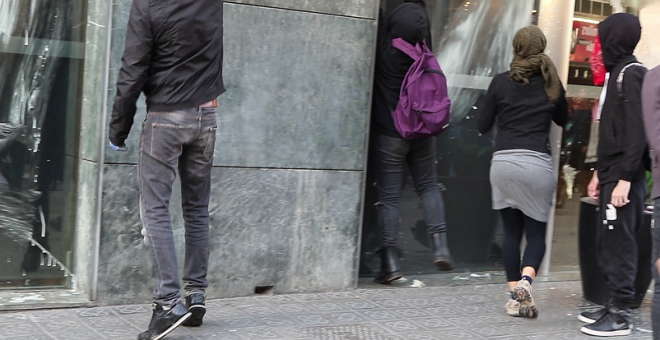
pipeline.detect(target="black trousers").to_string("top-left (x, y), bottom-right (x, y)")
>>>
top-left (500, 208), bottom-right (547, 282)
top-left (598, 180), bottom-right (646, 310)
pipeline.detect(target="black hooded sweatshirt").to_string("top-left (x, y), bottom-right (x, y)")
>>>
top-left (596, 13), bottom-right (648, 184)
top-left (371, 2), bottom-right (432, 138)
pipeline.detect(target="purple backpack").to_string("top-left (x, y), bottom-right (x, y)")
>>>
top-left (391, 38), bottom-right (451, 139)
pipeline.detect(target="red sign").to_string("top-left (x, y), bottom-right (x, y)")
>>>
top-left (570, 21), bottom-right (598, 64)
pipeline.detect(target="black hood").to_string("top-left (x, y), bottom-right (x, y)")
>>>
top-left (387, 3), bottom-right (430, 47)
top-left (598, 13), bottom-right (641, 71)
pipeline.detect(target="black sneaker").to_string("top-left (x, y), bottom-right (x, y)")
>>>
top-left (580, 307), bottom-right (632, 337)
top-left (137, 302), bottom-right (191, 340)
top-left (182, 293), bottom-right (206, 327)
top-left (578, 306), bottom-right (608, 324)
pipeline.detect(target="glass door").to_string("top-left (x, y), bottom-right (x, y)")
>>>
top-left (550, 0), bottom-right (660, 273)
top-left (361, 0), bottom-right (539, 278)
top-left (0, 1), bottom-right (85, 288)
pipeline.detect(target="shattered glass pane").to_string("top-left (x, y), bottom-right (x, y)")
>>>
top-left (0, 0), bottom-right (84, 288)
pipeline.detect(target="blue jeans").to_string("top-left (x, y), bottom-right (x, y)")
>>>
top-left (652, 199), bottom-right (660, 339)
top-left (372, 133), bottom-right (447, 248)
top-left (138, 108), bottom-right (217, 306)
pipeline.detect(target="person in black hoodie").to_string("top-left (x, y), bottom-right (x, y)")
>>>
top-left (370, 0), bottom-right (454, 284)
top-left (581, 13), bottom-right (648, 337)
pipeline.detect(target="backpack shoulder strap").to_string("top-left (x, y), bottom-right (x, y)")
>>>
top-left (617, 62), bottom-right (645, 97)
top-left (392, 38), bottom-right (420, 60)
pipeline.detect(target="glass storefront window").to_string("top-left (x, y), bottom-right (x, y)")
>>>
top-left (0, 1), bottom-right (85, 288)
top-left (550, 0), bottom-right (660, 272)
top-left (360, 0), bottom-right (539, 278)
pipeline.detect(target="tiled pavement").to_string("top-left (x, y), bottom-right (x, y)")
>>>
top-left (0, 280), bottom-right (653, 340)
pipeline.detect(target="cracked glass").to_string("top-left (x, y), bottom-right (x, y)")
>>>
top-left (0, 1), bottom-right (84, 288)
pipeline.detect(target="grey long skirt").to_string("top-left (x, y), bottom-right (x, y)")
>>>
top-left (490, 149), bottom-right (556, 222)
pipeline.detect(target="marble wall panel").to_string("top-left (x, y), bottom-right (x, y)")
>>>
top-left (79, 1), bottom-right (110, 163)
top-left (214, 4), bottom-right (374, 170)
top-left (225, 0), bottom-right (379, 19)
top-left (72, 159), bottom-right (99, 297)
top-left (103, 2), bottom-right (376, 171)
top-left (97, 165), bottom-right (362, 304)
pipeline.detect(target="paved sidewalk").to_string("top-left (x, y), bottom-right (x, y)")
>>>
top-left (0, 280), bottom-right (653, 340)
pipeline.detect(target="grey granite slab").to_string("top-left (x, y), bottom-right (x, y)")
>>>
top-left (225, 0), bottom-right (379, 19)
top-left (80, 22), bottom-right (107, 163)
top-left (97, 165), bottom-right (362, 304)
top-left (214, 3), bottom-right (374, 170)
top-left (72, 159), bottom-right (100, 298)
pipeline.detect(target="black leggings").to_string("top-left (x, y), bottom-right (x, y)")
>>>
top-left (500, 208), bottom-right (548, 282)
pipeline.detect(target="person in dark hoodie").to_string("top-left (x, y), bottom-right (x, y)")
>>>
top-left (642, 59), bottom-right (660, 340)
top-left (370, 0), bottom-right (454, 284)
top-left (581, 13), bottom-right (648, 337)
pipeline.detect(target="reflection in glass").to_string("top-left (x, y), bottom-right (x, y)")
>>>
top-left (0, 1), bottom-right (83, 288)
top-left (361, 0), bottom-right (536, 278)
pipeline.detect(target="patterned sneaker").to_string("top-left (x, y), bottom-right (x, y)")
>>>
top-left (578, 306), bottom-right (608, 324)
top-left (512, 279), bottom-right (539, 318)
top-left (505, 299), bottom-right (522, 317)
top-left (182, 293), bottom-right (206, 327)
top-left (580, 307), bottom-right (632, 337)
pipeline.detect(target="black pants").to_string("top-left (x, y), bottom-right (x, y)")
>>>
top-left (500, 208), bottom-right (547, 282)
top-left (372, 133), bottom-right (447, 248)
top-left (598, 180), bottom-right (646, 311)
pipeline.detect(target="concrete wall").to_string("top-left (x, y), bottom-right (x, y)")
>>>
top-left (77, 0), bottom-right (379, 304)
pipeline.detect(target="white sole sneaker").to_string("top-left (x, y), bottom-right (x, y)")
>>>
top-left (577, 314), bottom-right (598, 324)
top-left (153, 312), bottom-right (192, 340)
top-left (505, 299), bottom-right (522, 317)
top-left (579, 325), bottom-right (632, 337)
top-left (513, 279), bottom-right (539, 318)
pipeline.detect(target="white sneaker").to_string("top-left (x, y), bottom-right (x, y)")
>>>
top-left (513, 279), bottom-right (539, 318)
top-left (505, 299), bottom-right (522, 317)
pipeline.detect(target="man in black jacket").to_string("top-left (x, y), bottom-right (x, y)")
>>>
top-left (109, 1), bottom-right (225, 339)
top-left (582, 13), bottom-right (648, 337)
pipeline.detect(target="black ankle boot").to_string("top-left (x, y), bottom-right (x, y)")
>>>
top-left (431, 232), bottom-right (454, 271)
top-left (374, 246), bottom-right (402, 284)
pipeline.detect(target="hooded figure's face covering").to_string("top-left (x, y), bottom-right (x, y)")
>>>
top-left (598, 13), bottom-right (641, 72)
top-left (387, 3), bottom-right (430, 47)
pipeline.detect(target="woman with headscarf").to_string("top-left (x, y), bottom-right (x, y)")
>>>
top-left (477, 26), bottom-right (568, 318)
top-left (369, 0), bottom-right (455, 285)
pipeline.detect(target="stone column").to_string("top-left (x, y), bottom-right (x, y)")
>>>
top-left (537, 0), bottom-right (575, 276)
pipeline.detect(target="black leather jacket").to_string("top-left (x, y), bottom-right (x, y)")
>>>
top-left (109, 0), bottom-right (225, 147)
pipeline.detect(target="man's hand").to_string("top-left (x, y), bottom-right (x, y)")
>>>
top-left (109, 141), bottom-right (128, 152)
top-left (587, 171), bottom-right (600, 199)
top-left (611, 180), bottom-right (631, 207)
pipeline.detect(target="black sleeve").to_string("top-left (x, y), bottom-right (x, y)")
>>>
top-left (477, 76), bottom-right (499, 134)
top-left (642, 69), bottom-right (660, 165)
top-left (109, 0), bottom-right (153, 147)
top-left (552, 85), bottom-right (569, 127)
top-left (404, 0), bottom-right (427, 8)
top-left (376, 8), bottom-right (390, 57)
top-left (619, 66), bottom-right (648, 182)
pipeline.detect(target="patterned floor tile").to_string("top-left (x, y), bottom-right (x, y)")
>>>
top-left (0, 280), bottom-right (654, 340)
top-left (0, 322), bottom-right (47, 338)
